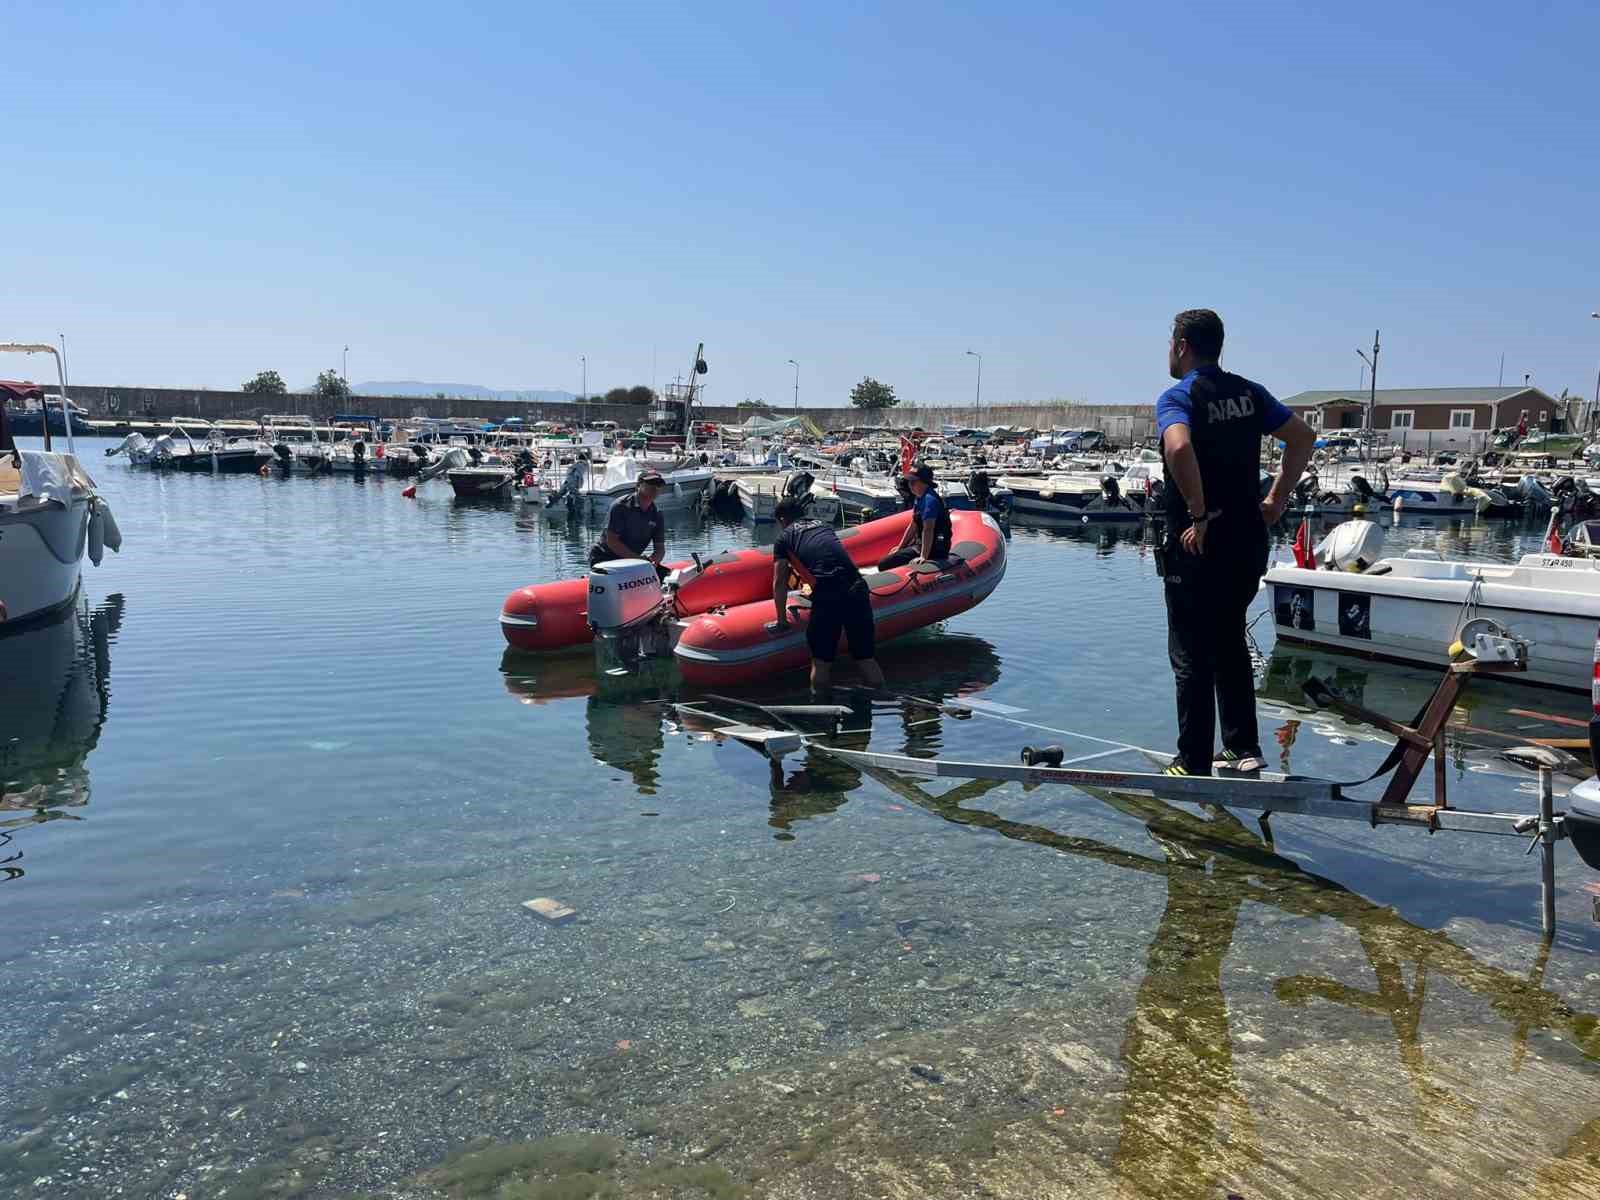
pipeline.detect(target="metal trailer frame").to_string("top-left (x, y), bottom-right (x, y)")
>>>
top-left (674, 651), bottom-right (1575, 938)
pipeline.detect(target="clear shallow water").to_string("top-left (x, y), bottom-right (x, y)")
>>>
top-left (4, 439), bottom-right (1600, 1199)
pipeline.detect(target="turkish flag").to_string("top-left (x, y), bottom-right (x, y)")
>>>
top-left (1292, 517), bottom-right (1311, 568)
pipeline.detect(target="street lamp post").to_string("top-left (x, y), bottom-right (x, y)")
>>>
top-left (1590, 313), bottom-right (1599, 434)
top-left (965, 349), bottom-right (982, 424)
top-left (787, 358), bottom-right (799, 410)
top-left (343, 345), bottom-right (349, 388)
top-left (1356, 329), bottom-right (1379, 458)
top-left (580, 354), bottom-right (587, 426)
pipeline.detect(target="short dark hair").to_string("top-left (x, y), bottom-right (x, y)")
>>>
top-left (774, 497), bottom-right (806, 523)
top-left (1173, 309), bottom-right (1224, 361)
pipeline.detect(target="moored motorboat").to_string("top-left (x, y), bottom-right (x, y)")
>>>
top-left (448, 464), bottom-right (515, 497)
top-left (1263, 520), bottom-right (1600, 691)
top-left (579, 455), bottom-right (713, 513)
top-left (0, 342), bottom-right (122, 628)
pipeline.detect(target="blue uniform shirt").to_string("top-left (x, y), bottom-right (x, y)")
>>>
top-left (1157, 366), bottom-right (1291, 439)
top-left (1156, 365), bottom-right (1292, 523)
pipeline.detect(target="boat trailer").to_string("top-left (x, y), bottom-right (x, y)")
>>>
top-left (676, 642), bottom-right (1584, 938)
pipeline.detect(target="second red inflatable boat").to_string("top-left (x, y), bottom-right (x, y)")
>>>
top-left (500, 511), bottom-right (915, 652)
top-left (673, 509), bottom-right (1007, 685)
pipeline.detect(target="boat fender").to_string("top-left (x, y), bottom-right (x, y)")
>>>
top-left (87, 502), bottom-right (105, 566)
top-left (1020, 744), bottom-right (1064, 767)
top-left (100, 500), bottom-right (123, 553)
top-left (259, 464), bottom-right (270, 477)
top-left (402, 485), bottom-right (417, 499)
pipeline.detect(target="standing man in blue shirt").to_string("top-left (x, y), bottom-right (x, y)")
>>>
top-left (1157, 309), bottom-right (1315, 777)
top-left (878, 463), bottom-right (952, 570)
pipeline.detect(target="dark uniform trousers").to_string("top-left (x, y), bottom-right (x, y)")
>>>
top-left (1163, 516), bottom-right (1268, 771)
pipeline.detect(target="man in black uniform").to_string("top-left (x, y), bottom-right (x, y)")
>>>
top-left (771, 497), bottom-right (885, 690)
top-left (589, 469), bottom-right (668, 577)
top-left (1157, 309), bottom-right (1315, 776)
top-left (878, 463), bottom-right (952, 570)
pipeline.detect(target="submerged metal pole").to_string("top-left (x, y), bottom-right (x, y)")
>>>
top-left (1539, 766), bottom-right (1556, 939)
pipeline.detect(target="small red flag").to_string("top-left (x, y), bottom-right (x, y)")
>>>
top-left (1546, 512), bottom-right (1564, 556)
top-left (1291, 517), bottom-right (1310, 568)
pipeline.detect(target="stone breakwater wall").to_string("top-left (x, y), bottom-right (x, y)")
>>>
top-left (64, 384), bottom-right (1157, 438)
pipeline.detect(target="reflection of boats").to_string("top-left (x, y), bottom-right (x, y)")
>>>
top-left (1, 595), bottom-right (123, 874)
top-left (1264, 520), bottom-right (1600, 691)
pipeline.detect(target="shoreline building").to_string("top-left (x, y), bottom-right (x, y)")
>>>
top-left (1281, 386), bottom-right (1564, 454)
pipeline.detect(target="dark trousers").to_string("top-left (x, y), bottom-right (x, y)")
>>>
top-left (1163, 523), bottom-right (1268, 771)
top-left (877, 542), bottom-right (950, 571)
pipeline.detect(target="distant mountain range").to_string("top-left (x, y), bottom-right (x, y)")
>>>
top-left (353, 381), bottom-right (579, 403)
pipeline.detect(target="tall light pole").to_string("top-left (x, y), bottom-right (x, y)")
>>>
top-left (965, 349), bottom-right (982, 424)
top-left (787, 358), bottom-right (799, 410)
top-left (342, 345), bottom-right (349, 388)
top-left (1591, 312), bottom-right (1599, 434)
top-left (1356, 329), bottom-right (1379, 454)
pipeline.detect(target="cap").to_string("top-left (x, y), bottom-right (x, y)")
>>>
top-left (903, 462), bottom-right (935, 485)
top-left (637, 470), bottom-right (666, 486)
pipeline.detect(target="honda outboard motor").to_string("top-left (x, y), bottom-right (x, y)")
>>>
top-left (274, 442), bottom-right (293, 465)
top-left (587, 559), bottom-right (671, 671)
top-left (1350, 474), bottom-right (1375, 499)
top-left (352, 440), bottom-right (366, 461)
top-left (1100, 475), bottom-right (1122, 505)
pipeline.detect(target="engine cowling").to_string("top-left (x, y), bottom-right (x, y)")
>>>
top-left (587, 559), bottom-right (664, 632)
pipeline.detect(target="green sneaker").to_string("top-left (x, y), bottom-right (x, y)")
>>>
top-left (1213, 749), bottom-right (1266, 773)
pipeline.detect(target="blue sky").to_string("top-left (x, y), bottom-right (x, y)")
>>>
top-left (5, 2), bottom-right (1597, 408)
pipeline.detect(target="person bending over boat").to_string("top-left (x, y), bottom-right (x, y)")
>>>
top-left (1157, 309), bottom-right (1315, 777)
top-left (589, 469), bottom-right (668, 578)
top-left (878, 463), bottom-right (952, 569)
top-left (771, 497), bottom-right (885, 691)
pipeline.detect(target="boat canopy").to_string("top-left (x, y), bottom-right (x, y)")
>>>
top-left (0, 380), bottom-right (46, 403)
top-left (0, 449), bottom-right (95, 505)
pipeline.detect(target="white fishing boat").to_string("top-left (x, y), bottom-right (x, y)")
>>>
top-left (0, 342), bottom-right (122, 628)
top-left (1263, 520), bottom-right (1599, 692)
top-left (813, 469), bottom-right (902, 517)
top-left (731, 472), bottom-right (842, 524)
top-left (578, 455), bottom-right (713, 514)
top-left (262, 414), bottom-right (330, 473)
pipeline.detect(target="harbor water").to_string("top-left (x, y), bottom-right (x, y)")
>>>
top-left (5, 438), bottom-right (1600, 1199)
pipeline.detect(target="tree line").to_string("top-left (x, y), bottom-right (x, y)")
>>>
top-left (242, 369), bottom-right (904, 410)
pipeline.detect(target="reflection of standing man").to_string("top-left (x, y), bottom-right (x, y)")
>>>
top-left (1158, 309), bottom-right (1315, 777)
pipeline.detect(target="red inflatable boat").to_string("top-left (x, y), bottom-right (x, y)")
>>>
top-left (499, 511), bottom-right (915, 652)
top-left (673, 509), bottom-right (1007, 686)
